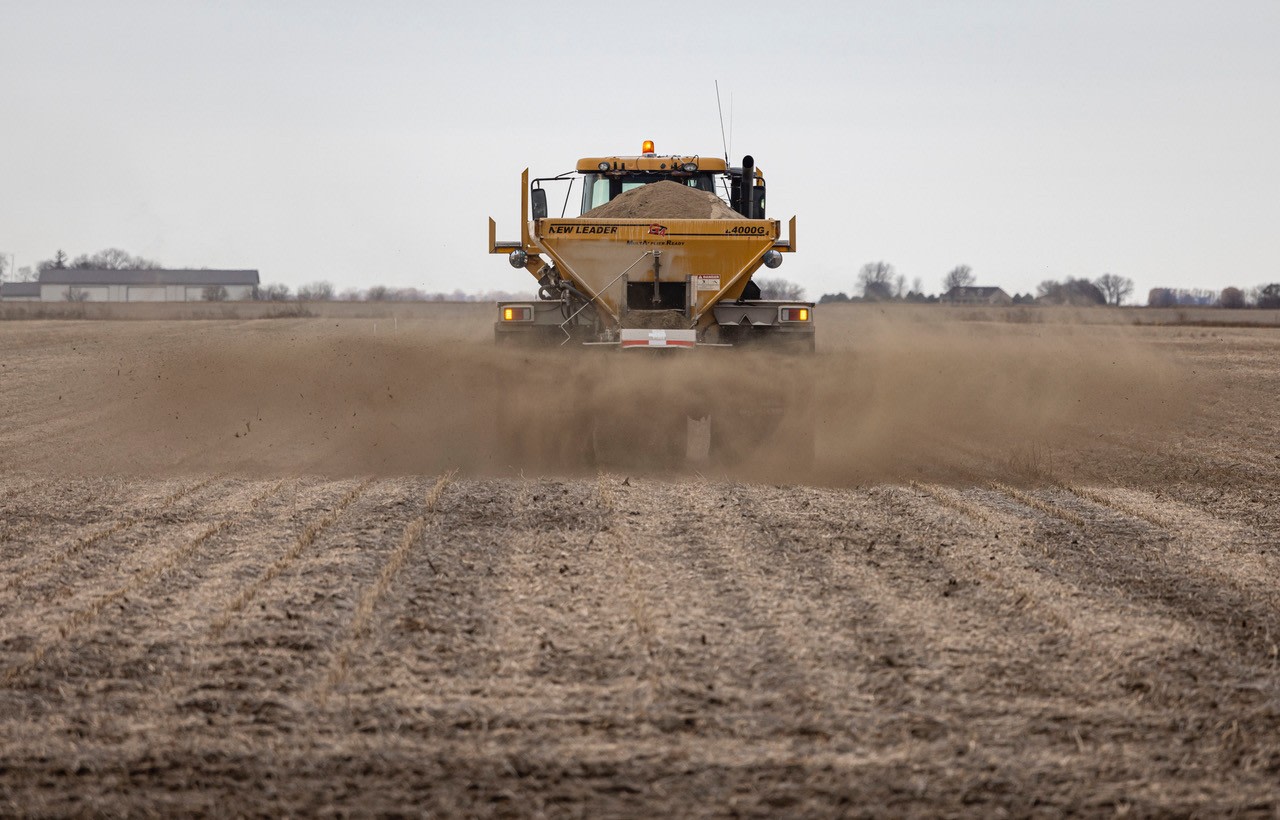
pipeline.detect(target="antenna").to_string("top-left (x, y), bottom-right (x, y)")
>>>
top-left (728, 92), bottom-right (734, 163)
top-left (715, 80), bottom-right (729, 164)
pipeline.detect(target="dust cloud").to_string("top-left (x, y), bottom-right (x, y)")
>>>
top-left (43, 311), bottom-right (1190, 486)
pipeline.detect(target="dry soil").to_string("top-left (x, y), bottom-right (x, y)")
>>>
top-left (1, 308), bottom-right (1278, 817)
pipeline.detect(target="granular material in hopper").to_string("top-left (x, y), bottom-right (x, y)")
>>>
top-left (581, 180), bottom-right (743, 220)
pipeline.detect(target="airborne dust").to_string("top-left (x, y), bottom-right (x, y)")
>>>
top-left (30, 309), bottom-right (1190, 485)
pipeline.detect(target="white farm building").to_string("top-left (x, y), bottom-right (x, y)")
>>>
top-left (27, 269), bottom-right (259, 302)
top-left (0, 282), bottom-right (41, 301)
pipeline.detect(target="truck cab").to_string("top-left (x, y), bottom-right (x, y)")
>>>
top-left (489, 141), bottom-right (810, 351)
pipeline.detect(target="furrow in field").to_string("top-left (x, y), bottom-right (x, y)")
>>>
top-left (645, 480), bottom-right (874, 739)
top-left (428, 475), bottom-right (639, 717)
top-left (987, 482), bottom-right (1280, 660)
top-left (0, 477), bottom-right (138, 559)
top-left (907, 483), bottom-right (1276, 715)
top-left (0, 480), bottom-right (286, 685)
top-left (0, 476), bottom-right (53, 504)
top-left (315, 472), bottom-right (454, 702)
top-left (0, 479), bottom-right (411, 730)
top-left (206, 478), bottom-right (374, 638)
top-left (135, 478), bottom-right (433, 731)
top-left (732, 481), bottom-right (1280, 810)
top-left (0, 476), bottom-right (221, 594)
top-left (0, 478), bottom-right (261, 631)
top-left (1104, 434), bottom-right (1280, 492)
top-left (294, 479), bottom-right (527, 739)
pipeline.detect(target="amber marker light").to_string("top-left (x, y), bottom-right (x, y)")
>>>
top-left (503, 307), bottom-right (514, 321)
top-left (642, 139), bottom-right (655, 154)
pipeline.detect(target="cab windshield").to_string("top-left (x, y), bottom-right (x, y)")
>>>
top-left (579, 173), bottom-right (719, 215)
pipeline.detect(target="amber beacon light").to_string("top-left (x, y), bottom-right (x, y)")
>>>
top-left (641, 139), bottom-right (655, 155)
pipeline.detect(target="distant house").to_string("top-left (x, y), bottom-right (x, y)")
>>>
top-left (0, 282), bottom-right (41, 301)
top-left (33, 269), bottom-right (259, 302)
top-left (942, 286), bottom-right (1012, 305)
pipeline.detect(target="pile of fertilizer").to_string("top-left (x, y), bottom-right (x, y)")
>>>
top-left (582, 180), bottom-right (743, 220)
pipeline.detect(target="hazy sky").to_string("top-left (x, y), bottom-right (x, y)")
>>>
top-left (2, 1), bottom-right (1277, 301)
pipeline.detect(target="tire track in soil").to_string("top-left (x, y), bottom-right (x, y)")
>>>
top-left (926, 436), bottom-right (1280, 662)
top-left (434, 475), bottom-right (641, 725)
top-left (987, 482), bottom-right (1280, 664)
top-left (0, 476), bottom-right (222, 594)
top-left (907, 482), bottom-right (1280, 807)
top-left (545, 472), bottom-right (813, 743)
top-left (678, 480), bottom-right (1067, 813)
top-left (206, 478), bottom-right (373, 638)
top-left (0, 480), bottom-right (286, 685)
top-left (634, 479), bottom-right (870, 744)
top-left (312, 475), bottom-right (861, 815)
top-left (717, 481), bottom-right (1277, 815)
top-left (909, 488), bottom-right (1276, 701)
top-left (1097, 434), bottom-right (1280, 493)
top-left (325, 475), bottom-right (681, 754)
top-left (1064, 483), bottom-right (1280, 582)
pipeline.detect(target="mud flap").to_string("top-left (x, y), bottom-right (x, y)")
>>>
top-left (686, 415), bottom-right (711, 463)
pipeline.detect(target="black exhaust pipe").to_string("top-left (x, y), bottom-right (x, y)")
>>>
top-left (739, 155), bottom-right (755, 218)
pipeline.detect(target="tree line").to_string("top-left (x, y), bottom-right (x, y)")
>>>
top-left (8, 248), bottom-right (1276, 308)
top-left (815, 261), bottom-right (1207, 307)
top-left (1149, 285), bottom-right (1280, 309)
top-left (254, 282), bottom-right (532, 303)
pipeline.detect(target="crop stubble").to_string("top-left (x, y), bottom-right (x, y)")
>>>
top-left (0, 312), bottom-right (1278, 816)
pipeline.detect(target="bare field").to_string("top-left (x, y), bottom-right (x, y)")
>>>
top-left (1, 312), bottom-right (1279, 816)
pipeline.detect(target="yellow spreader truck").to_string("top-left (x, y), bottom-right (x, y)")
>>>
top-left (488, 141), bottom-right (815, 466)
top-left (488, 140), bottom-right (813, 353)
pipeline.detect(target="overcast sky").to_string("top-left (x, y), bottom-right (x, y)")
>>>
top-left (2, 0), bottom-right (1277, 301)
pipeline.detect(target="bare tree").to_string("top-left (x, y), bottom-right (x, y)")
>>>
top-left (0, 253), bottom-right (9, 281)
top-left (64, 287), bottom-right (90, 302)
top-left (202, 285), bottom-right (228, 302)
top-left (1220, 287), bottom-right (1245, 309)
top-left (1038, 278), bottom-right (1106, 305)
top-left (756, 277), bottom-right (806, 300)
top-left (296, 281), bottom-right (335, 301)
top-left (70, 248), bottom-right (160, 270)
top-left (858, 260), bottom-right (896, 300)
top-left (256, 283), bottom-right (291, 301)
top-left (36, 250), bottom-right (69, 275)
top-left (365, 285), bottom-right (390, 301)
top-left (1037, 279), bottom-right (1062, 299)
top-left (1095, 273), bottom-right (1134, 306)
top-left (942, 264), bottom-right (974, 292)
